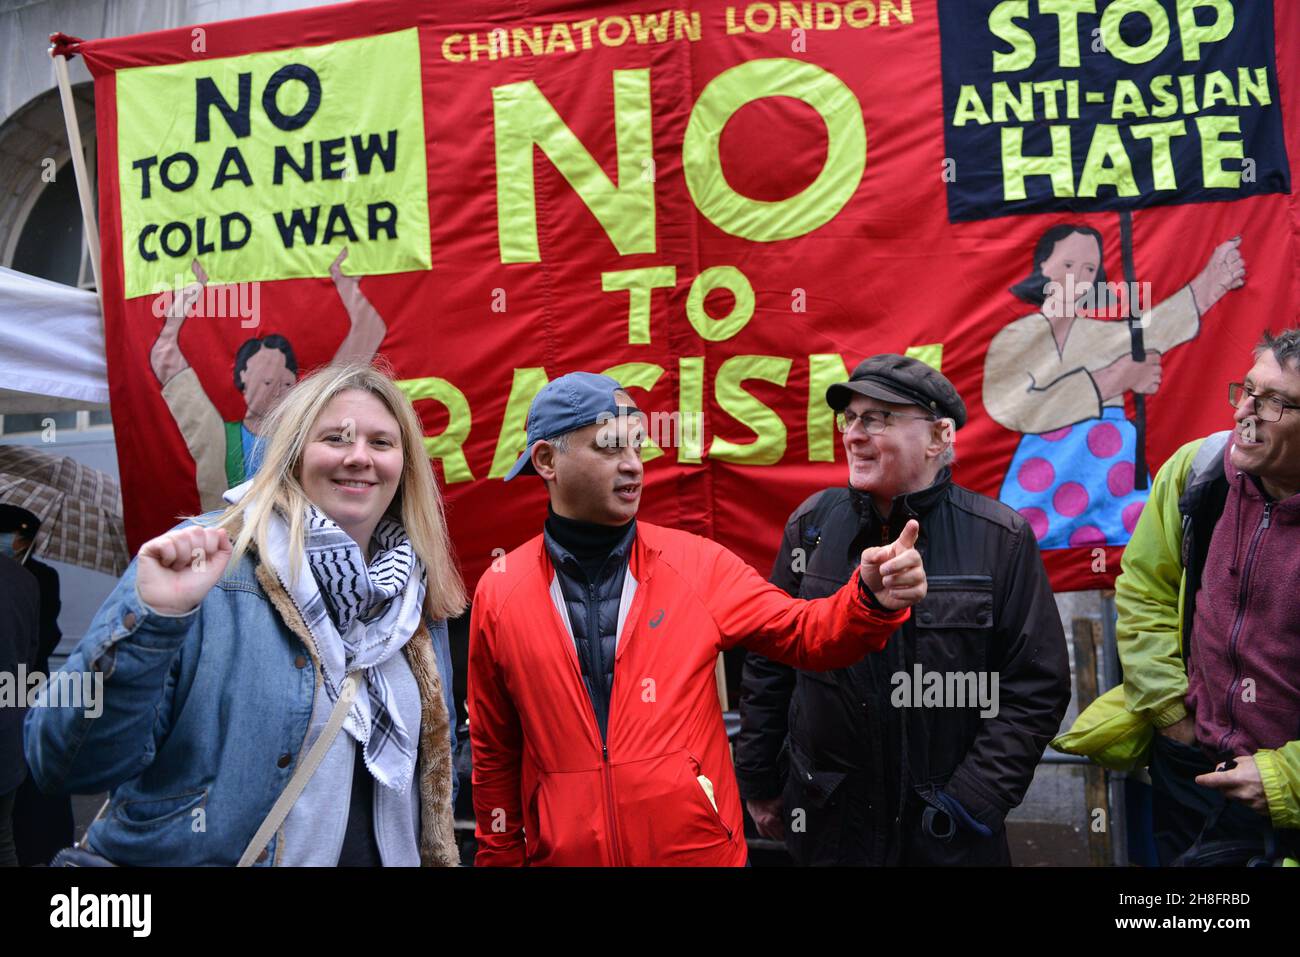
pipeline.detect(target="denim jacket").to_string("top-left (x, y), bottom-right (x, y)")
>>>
top-left (23, 518), bottom-right (460, 866)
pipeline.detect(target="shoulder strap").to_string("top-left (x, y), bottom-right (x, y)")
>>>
top-left (1185, 430), bottom-right (1232, 494)
top-left (76, 798), bottom-right (110, 849)
top-left (237, 672), bottom-right (360, 867)
top-left (1176, 430), bottom-right (1232, 674)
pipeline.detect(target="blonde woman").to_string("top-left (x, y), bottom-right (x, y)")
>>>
top-left (25, 363), bottom-right (466, 866)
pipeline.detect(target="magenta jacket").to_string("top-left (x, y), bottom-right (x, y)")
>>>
top-left (1186, 443), bottom-right (1300, 757)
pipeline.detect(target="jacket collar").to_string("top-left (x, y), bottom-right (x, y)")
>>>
top-left (849, 466), bottom-right (953, 534)
top-left (537, 518), bottom-right (661, 584)
top-left (543, 514), bottom-right (638, 581)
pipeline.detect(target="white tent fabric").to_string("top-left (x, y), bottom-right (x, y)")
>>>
top-left (0, 266), bottom-right (107, 413)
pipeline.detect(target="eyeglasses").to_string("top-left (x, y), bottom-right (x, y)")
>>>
top-left (836, 408), bottom-right (936, 435)
top-left (1228, 383), bottom-right (1300, 423)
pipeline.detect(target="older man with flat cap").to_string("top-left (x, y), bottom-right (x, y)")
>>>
top-left (467, 372), bottom-right (930, 866)
top-left (736, 355), bottom-right (1070, 866)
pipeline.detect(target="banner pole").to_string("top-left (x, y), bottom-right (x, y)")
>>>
top-left (1118, 210), bottom-right (1148, 491)
top-left (49, 48), bottom-right (104, 299)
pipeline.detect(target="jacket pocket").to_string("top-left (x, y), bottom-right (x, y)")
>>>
top-left (914, 576), bottom-right (994, 628)
top-left (785, 738), bottom-right (847, 810)
top-left (686, 753), bottom-right (732, 839)
top-left (111, 787), bottom-right (207, 828)
top-left (912, 575), bottom-right (994, 673)
top-left (526, 768), bottom-right (605, 866)
top-left (611, 749), bottom-right (737, 865)
top-left (783, 738), bottom-right (855, 866)
top-left (798, 570), bottom-right (846, 600)
top-left (902, 786), bottom-right (1010, 866)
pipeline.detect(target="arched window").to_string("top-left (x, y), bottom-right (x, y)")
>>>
top-left (10, 162), bottom-right (86, 287)
top-left (0, 84), bottom-right (97, 290)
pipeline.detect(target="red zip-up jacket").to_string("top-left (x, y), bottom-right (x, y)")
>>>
top-left (468, 522), bottom-right (909, 866)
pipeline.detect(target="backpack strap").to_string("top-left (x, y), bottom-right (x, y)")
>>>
top-left (1181, 430), bottom-right (1232, 504)
top-left (1176, 430), bottom-right (1232, 673)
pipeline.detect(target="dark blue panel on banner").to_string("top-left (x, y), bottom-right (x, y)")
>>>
top-left (937, 0), bottom-right (1291, 223)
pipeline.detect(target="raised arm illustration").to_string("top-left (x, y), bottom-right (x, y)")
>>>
top-left (984, 226), bottom-right (1247, 550)
top-left (148, 249), bottom-right (390, 508)
top-left (984, 234), bottom-right (1246, 436)
top-left (329, 247), bottom-right (388, 364)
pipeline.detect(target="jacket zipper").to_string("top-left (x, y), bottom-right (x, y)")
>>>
top-left (1218, 501), bottom-right (1271, 754)
top-left (601, 744), bottom-right (626, 866)
top-left (588, 581), bottom-right (609, 741)
top-left (572, 620), bottom-right (622, 865)
top-left (574, 573), bottom-right (624, 865)
top-left (562, 548), bottom-right (643, 867)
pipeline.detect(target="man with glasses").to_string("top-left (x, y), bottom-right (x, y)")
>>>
top-left (1100, 329), bottom-right (1300, 863)
top-left (736, 354), bottom-right (1069, 865)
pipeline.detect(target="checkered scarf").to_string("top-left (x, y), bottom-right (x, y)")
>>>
top-left (264, 502), bottom-right (425, 793)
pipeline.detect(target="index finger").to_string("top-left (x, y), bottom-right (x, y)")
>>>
top-left (879, 549), bottom-right (920, 578)
top-left (142, 533), bottom-right (179, 567)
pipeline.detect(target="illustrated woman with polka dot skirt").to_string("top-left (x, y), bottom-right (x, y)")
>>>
top-left (983, 223), bottom-right (1246, 549)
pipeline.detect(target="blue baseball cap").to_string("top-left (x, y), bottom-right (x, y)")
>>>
top-left (504, 372), bottom-right (640, 481)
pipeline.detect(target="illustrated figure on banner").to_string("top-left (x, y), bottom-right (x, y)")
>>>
top-left (150, 247), bottom-right (387, 511)
top-left (983, 224), bottom-right (1247, 549)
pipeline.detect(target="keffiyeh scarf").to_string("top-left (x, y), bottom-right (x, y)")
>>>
top-left (266, 503), bottom-right (426, 793)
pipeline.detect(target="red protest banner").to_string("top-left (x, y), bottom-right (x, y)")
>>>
top-left (71, 0), bottom-right (1298, 590)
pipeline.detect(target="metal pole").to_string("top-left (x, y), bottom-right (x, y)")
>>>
top-left (1119, 210), bottom-right (1148, 490)
top-left (50, 49), bottom-right (103, 297)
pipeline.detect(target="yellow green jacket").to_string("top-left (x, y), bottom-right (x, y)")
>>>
top-left (1058, 433), bottom-right (1300, 830)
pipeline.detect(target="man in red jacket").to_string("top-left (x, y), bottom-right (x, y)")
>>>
top-left (468, 372), bottom-right (927, 866)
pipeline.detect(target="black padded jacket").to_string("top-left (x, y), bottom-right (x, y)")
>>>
top-left (735, 470), bottom-right (1070, 865)
top-left (543, 518), bottom-right (637, 743)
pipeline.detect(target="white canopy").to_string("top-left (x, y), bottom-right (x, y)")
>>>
top-left (0, 266), bottom-right (107, 413)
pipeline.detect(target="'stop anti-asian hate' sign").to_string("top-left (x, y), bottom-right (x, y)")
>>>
top-left (937, 0), bottom-right (1291, 222)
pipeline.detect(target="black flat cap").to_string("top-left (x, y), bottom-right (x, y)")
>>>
top-left (826, 354), bottom-right (967, 428)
